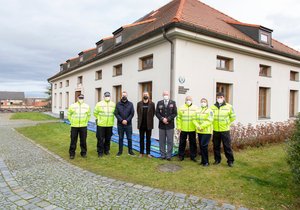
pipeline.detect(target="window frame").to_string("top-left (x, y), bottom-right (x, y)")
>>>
top-left (113, 64), bottom-right (122, 77)
top-left (259, 64), bottom-right (272, 77)
top-left (95, 70), bottom-right (102, 80)
top-left (258, 87), bottom-right (271, 119)
top-left (139, 54), bottom-right (153, 71)
top-left (216, 56), bottom-right (234, 71)
top-left (290, 71), bottom-right (299, 82)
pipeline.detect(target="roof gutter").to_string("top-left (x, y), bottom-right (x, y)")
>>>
top-left (162, 28), bottom-right (175, 100)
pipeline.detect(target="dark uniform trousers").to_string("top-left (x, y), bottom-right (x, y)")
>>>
top-left (139, 128), bottom-right (152, 154)
top-left (69, 127), bottom-right (87, 156)
top-left (96, 126), bottom-right (113, 155)
top-left (178, 131), bottom-right (197, 159)
top-left (213, 131), bottom-right (234, 163)
top-left (198, 134), bottom-right (212, 164)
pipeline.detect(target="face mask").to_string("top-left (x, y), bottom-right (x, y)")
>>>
top-left (143, 96), bottom-right (149, 100)
top-left (104, 97), bottom-right (110, 101)
top-left (78, 99), bottom-right (84, 104)
top-left (186, 100), bottom-right (192, 106)
top-left (217, 98), bottom-right (224, 104)
top-left (163, 95), bottom-right (169, 100)
top-left (201, 102), bottom-right (207, 107)
top-left (121, 96), bottom-right (127, 101)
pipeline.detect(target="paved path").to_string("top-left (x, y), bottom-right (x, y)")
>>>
top-left (0, 113), bottom-right (247, 210)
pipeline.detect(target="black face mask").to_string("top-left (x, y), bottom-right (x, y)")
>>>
top-left (143, 96), bottom-right (149, 100)
top-left (121, 96), bottom-right (127, 102)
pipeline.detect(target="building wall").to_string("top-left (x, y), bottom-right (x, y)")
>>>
top-left (174, 38), bottom-right (300, 125)
top-left (52, 41), bottom-right (171, 138)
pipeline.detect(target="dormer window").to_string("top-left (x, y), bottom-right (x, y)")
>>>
top-left (67, 62), bottom-right (70, 68)
top-left (115, 34), bottom-right (122, 45)
top-left (260, 32), bottom-right (270, 44)
top-left (60, 65), bottom-right (63, 71)
top-left (97, 45), bottom-right (103, 53)
top-left (79, 55), bottom-right (83, 62)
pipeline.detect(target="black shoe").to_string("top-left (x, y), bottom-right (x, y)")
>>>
top-left (81, 154), bottom-right (87, 158)
top-left (98, 153), bottom-right (103, 158)
top-left (178, 156), bottom-right (184, 161)
top-left (202, 163), bottom-right (209, 167)
top-left (191, 158), bottom-right (197, 162)
top-left (228, 162), bottom-right (234, 167)
top-left (104, 151), bottom-right (110, 155)
top-left (70, 156), bottom-right (75, 159)
top-left (166, 158), bottom-right (171, 161)
top-left (213, 161), bottom-right (221, 165)
top-left (160, 157), bottom-right (166, 160)
top-left (116, 152), bottom-right (122, 157)
top-left (128, 151), bottom-right (135, 156)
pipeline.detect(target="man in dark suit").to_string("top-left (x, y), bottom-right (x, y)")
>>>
top-left (155, 91), bottom-right (177, 161)
top-left (137, 91), bottom-right (155, 158)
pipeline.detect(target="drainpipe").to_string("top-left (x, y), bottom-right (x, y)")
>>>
top-left (162, 28), bottom-right (175, 100)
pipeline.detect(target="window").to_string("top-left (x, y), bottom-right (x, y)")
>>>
top-left (66, 80), bottom-right (69, 87)
top-left (95, 70), bottom-right (102, 80)
top-left (59, 93), bottom-right (62, 109)
top-left (216, 56), bottom-right (233, 71)
top-left (216, 83), bottom-right (233, 104)
top-left (79, 56), bottom-right (83, 62)
top-left (290, 90), bottom-right (298, 117)
top-left (60, 65), bottom-right (63, 71)
top-left (67, 62), bottom-right (70, 68)
top-left (139, 55), bottom-right (153, 70)
top-left (95, 88), bottom-right (102, 103)
top-left (258, 87), bottom-right (271, 119)
top-left (97, 45), bottom-right (103, 53)
top-left (54, 93), bottom-right (57, 108)
top-left (140, 81), bottom-right (152, 99)
top-left (54, 84), bottom-right (57, 89)
top-left (77, 76), bottom-right (83, 85)
top-left (59, 82), bottom-right (62, 88)
top-left (113, 64), bottom-right (122, 77)
top-left (113, 85), bottom-right (122, 103)
top-left (290, 71), bottom-right (299, 81)
top-left (115, 34), bottom-right (122, 45)
top-left (259, 65), bottom-right (271, 77)
top-left (260, 33), bottom-right (270, 44)
top-left (65, 92), bottom-right (69, 109)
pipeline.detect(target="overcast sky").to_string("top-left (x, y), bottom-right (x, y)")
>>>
top-left (0, 0), bottom-right (299, 97)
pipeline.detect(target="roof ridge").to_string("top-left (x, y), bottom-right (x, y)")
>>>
top-left (123, 18), bottom-right (156, 28)
top-left (173, 0), bottom-right (186, 22)
top-left (272, 38), bottom-right (300, 54)
top-left (82, 47), bottom-right (96, 53)
top-left (225, 20), bottom-right (261, 28)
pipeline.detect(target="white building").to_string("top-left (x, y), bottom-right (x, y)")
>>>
top-left (48, 0), bottom-right (300, 138)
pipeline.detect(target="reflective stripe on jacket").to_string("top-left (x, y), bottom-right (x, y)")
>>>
top-left (176, 104), bottom-right (198, 132)
top-left (67, 102), bottom-right (91, 127)
top-left (210, 103), bottom-right (236, 132)
top-left (193, 107), bottom-right (214, 134)
top-left (94, 100), bottom-right (116, 127)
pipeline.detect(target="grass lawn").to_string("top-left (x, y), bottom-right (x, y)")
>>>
top-left (16, 122), bottom-right (297, 210)
top-left (10, 112), bottom-right (57, 121)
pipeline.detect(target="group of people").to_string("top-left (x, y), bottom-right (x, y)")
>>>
top-left (67, 90), bottom-right (236, 167)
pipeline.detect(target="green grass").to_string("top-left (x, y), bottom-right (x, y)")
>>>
top-left (10, 112), bottom-right (57, 121)
top-left (16, 122), bottom-right (298, 210)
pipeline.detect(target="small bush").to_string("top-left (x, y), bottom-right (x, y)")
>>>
top-left (287, 113), bottom-right (300, 195)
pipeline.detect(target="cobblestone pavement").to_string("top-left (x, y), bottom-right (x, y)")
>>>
top-left (0, 114), bottom-right (248, 210)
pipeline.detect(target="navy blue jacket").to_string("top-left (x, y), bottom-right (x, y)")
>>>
top-left (114, 100), bottom-right (134, 126)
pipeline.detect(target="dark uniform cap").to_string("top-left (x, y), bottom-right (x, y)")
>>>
top-left (104, 92), bottom-right (111, 97)
top-left (216, 92), bottom-right (224, 97)
top-left (78, 94), bottom-right (84, 99)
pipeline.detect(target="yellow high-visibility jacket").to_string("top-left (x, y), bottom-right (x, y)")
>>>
top-left (210, 103), bottom-right (236, 132)
top-left (67, 102), bottom-right (91, 127)
top-left (176, 104), bottom-right (198, 132)
top-left (94, 100), bottom-right (116, 127)
top-left (193, 107), bottom-right (214, 134)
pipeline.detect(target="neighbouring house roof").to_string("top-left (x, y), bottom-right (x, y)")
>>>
top-left (49, 0), bottom-right (300, 81)
top-left (0, 91), bottom-right (25, 100)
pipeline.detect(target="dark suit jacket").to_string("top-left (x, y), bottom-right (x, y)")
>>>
top-left (155, 100), bottom-right (177, 129)
top-left (137, 101), bottom-right (155, 129)
top-left (114, 100), bottom-right (134, 126)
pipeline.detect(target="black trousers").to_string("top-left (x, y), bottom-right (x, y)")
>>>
top-left (139, 128), bottom-right (152, 154)
top-left (198, 134), bottom-right (212, 164)
top-left (178, 131), bottom-right (197, 159)
top-left (96, 126), bottom-right (112, 155)
top-left (213, 131), bottom-right (234, 163)
top-left (69, 127), bottom-right (87, 156)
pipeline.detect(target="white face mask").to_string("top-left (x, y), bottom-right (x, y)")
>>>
top-left (186, 100), bottom-right (192, 106)
top-left (104, 97), bottom-right (110, 102)
top-left (217, 98), bottom-right (224, 104)
top-left (78, 99), bottom-right (84, 104)
top-left (201, 102), bottom-right (207, 107)
top-left (163, 95), bottom-right (169, 100)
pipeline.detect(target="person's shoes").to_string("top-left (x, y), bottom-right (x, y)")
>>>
top-left (213, 161), bottom-right (221, 165)
top-left (166, 158), bottom-right (171, 161)
top-left (70, 156), bottom-right (75, 159)
top-left (178, 156), bottom-right (184, 161)
top-left (128, 151), bottom-right (135, 156)
top-left (81, 154), bottom-right (87, 158)
top-left (191, 158), bottom-right (197, 162)
top-left (160, 157), bottom-right (166, 160)
top-left (228, 162), bottom-right (234, 167)
top-left (139, 154), bottom-right (144, 158)
top-left (104, 151), bottom-right (110, 155)
top-left (116, 152), bottom-right (122, 157)
top-left (98, 153), bottom-right (103, 158)
top-left (147, 154), bottom-right (152, 158)
top-left (202, 163), bottom-right (209, 167)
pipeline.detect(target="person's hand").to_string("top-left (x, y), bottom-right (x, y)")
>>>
top-left (197, 126), bottom-right (202, 131)
top-left (162, 118), bottom-right (168, 124)
top-left (122, 120), bottom-right (127, 125)
top-left (177, 129), bottom-right (181, 133)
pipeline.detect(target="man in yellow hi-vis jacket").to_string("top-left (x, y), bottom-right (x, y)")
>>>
top-left (177, 96), bottom-right (198, 162)
top-left (211, 92), bottom-right (236, 167)
top-left (67, 94), bottom-right (91, 159)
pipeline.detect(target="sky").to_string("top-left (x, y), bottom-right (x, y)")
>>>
top-left (0, 0), bottom-right (299, 98)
